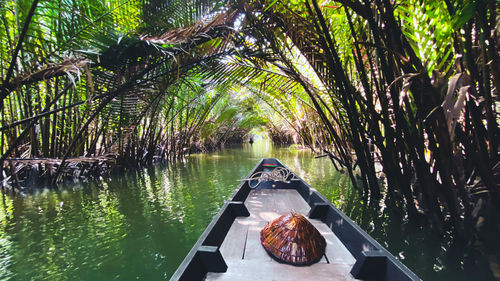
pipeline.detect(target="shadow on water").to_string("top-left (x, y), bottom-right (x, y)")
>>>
top-left (0, 140), bottom-right (495, 280)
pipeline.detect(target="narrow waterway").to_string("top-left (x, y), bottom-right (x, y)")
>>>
top-left (0, 141), bottom-right (493, 280)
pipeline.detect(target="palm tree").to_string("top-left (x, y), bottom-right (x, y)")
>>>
top-left (0, 0), bottom-right (499, 252)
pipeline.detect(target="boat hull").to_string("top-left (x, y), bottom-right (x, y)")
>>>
top-left (170, 158), bottom-right (421, 281)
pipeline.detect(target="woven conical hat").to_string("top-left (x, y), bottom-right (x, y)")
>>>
top-left (260, 213), bottom-right (326, 265)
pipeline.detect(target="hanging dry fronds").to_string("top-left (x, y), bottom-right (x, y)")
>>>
top-left (141, 10), bottom-right (239, 46)
top-left (10, 57), bottom-right (91, 88)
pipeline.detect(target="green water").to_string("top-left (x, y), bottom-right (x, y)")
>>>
top-left (0, 141), bottom-right (493, 280)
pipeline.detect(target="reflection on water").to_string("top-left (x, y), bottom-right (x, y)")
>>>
top-left (0, 141), bottom-right (493, 280)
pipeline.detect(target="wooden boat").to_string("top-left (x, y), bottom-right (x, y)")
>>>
top-left (170, 158), bottom-right (421, 281)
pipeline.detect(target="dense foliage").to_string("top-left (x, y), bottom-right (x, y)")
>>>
top-left (243, 0), bottom-right (499, 277)
top-left (0, 0), bottom-right (270, 185)
top-left (0, 0), bottom-right (499, 277)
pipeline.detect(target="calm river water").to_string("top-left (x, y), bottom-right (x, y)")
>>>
top-left (0, 141), bottom-right (493, 280)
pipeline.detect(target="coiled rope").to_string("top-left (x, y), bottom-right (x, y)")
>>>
top-left (238, 167), bottom-right (300, 189)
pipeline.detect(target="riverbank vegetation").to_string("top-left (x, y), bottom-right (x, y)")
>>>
top-left (0, 0), bottom-right (499, 278)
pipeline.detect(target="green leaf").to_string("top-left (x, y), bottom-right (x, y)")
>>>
top-left (452, 2), bottom-right (476, 30)
top-left (263, 0), bottom-right (278, 12)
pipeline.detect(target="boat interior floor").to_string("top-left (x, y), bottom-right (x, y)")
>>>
top-left (205, 189), bottom-right (357, 281)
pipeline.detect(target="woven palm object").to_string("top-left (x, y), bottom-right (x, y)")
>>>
top-left (260, 213), bottom-right (326, 265)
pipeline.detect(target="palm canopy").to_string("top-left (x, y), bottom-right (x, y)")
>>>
top-left (0, 0), bottom-right (499, 251)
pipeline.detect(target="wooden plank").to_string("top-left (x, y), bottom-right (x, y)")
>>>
top-left (206, 260), bottom-right (356, 281)
top-left (281, 189), bottom-right (310, 215)
top-left (244, 190), bottom-right (267, 214)
top-left (243, 221), bottom-right (271, 261)
top-left (272, 189), bottom-right (289, 213)
top-left (310, 219), bottom-right (356, 265)
top-left (247, 189), bottom-right (311, 219)
top-left (246, 190), bottom-right (281, 222)
top-left (219, 219), bottom-right (249, 260)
